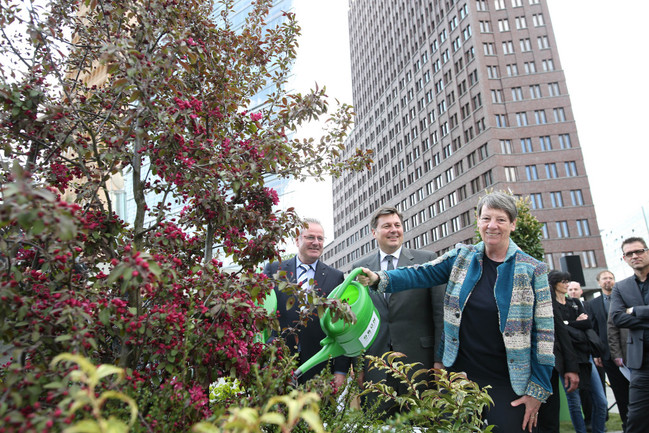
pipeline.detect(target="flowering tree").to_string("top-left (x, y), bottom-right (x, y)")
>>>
top-left (0, 0), bottom-right (371, 430)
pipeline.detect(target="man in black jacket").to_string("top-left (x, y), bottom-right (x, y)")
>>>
top-left (610, 237), bottom-right (649, 433)
top-left (586, 270), bottom-right (629, 430)
top-left (263, 218), bottom-right (345, 383)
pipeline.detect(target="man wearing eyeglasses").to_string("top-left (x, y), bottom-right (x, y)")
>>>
top-left (263, 218), bottom-right (345, 383)
top-left (610, 237), bottom-right (649, 433)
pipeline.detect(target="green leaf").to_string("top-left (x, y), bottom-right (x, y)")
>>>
top-left (99, 308), bottom-right (111, 326)
top-left (31, 218), bottom-right (45, 235)
top-left (62, 419), bottom-right (102, 433)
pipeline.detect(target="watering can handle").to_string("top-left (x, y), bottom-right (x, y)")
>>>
top-left (328, 267), bottom-right (367, 300)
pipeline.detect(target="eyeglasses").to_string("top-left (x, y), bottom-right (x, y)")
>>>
top-left (302, 235), bottom-right (325, 243)
top-left (623, 248), bottom-right (649, 258)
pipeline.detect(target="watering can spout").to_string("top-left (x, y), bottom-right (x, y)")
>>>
top-left (294, 339), bottom-right (345, 379)
top-left (296, 268), bottom-right (380, 377)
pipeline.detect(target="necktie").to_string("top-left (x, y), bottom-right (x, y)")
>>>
top-left (386, 255), bottom-right (395, 270)
top-left (297, 264), bottom-right (312, 286)
top-left (384, 255), bottom-right (394, 301)
top-left (603, 295), bottom-right (610, 314)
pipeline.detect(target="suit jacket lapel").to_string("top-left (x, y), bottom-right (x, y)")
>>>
top-left (280, 258), bottom-right (297, 283)
top-left (622, 278), bottom-right (644, 305)
top-left (397, 248), bottom-right (414, 267)
top-left (314, 261), bottom-right (328, 294)
top-left (373, 252), bottom-right (382, 270)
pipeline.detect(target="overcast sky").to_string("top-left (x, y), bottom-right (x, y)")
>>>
top-left (286, 0), bottom-right (649, 243)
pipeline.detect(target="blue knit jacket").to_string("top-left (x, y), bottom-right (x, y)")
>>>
top-left (376, 240), bottom-right (554, 402)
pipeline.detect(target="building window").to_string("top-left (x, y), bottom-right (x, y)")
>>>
top-left (515, 16), bottom-right (527, 29)
top-left (539, 135), bottom-right (552, 151)
top-left (519, 38), bottom-right (532, 52)
top-left (541, 223), bottom-right (549, 239)
top-left (550, 191), bottom-right (563, 207)
top-left (512, 0), bottom-right (523, 6)
top-left (530, 193), bottom-right (543, 209)
top-left (487, 65), bottom-right (499, 78)
top-left (521, 63), bottom-right (535, 76)
top-left (576, 219), bottom-right (591, 237)
top-left (570, 189), bottom-right (584, 206)
top-left (500, 139), bottom-right (513, 154)
top-left (491, 89), bottom-right (504, 103)
top-left (548, 82), bottom-right (560, 96)
top-left (520, 138), bottom-right (533, 153)
top-left (504, 166), bottom-right (517, 182)
top-left (556, 221), bottom-right (570, 238)
top-left (482, 170), bottom-right (493, 187)
top-left (529, 84), bottom-right (542, 99)
top-left (554, 107), bottom-right (566, 122)
top-left (545, 163), bottom-right (558, 178)
top-left (532, 13), bottom-right (545, 26)
top-left (451, 216), bottom-right (461, 233)
top-left (445, 168), bottom-right (455, 183)
top-left (581, 250), bottom-right (597, 268)
top-left (545, 253), bottom-right (554, 269)
top-left (506, 63), bottom-right (519, 76)
top-left (476, 0), bottom-right (488, 11)
top-left (478, 144), bottom-right (489, 160)
top-left (525, 165), bottom-right (539, 180)
top-left (495, 0), bottom-right (506, 9)
top-left (495, 114), bottom-right (508, 127)
top-left (470, 176), bottom-right (481, 194)
top-left (565, 161), bottom-right (578, 177)
top-left (498, 19), bottom-right (510, 32)
top-left (448, 191), bottom-right (458, 207)
top-left (534, 109), bottom-right (547, 124)
top-left (542, 59), bottom-right (555, 71)
top-left (559, 133), bottom-right (572, 149)
top-left (512, 87), bottom-right (523, 101)
top-left (537, 35), bottom-right (550, 49)
top-left (516, 112), bottom-right (528, 126)
top-left (479, 20), bottom-right (492, 32)
top-left (440, 222), bottom-right (449, 237)
top-left (467, 151), bottom-right (476, 168)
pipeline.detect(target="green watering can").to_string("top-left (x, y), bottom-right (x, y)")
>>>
top-left (295, 268), bottom-right (380, 378)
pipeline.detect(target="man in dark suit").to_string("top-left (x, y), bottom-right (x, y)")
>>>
top-left (587, 270), bottom-right (629, 430)
top-left (263, 218), bottom-right (345, 383)
top-left (349, 206), bottom-right (444, 414)
top-left (610, 237), bottom-right (649, 433)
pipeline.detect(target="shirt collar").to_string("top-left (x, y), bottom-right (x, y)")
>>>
top-left (380, 247), bottom-right (403, 263)
top-left (296, 257), bottom-right (318, 271)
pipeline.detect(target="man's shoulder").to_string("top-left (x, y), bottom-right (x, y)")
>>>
top-left (406, 248), bottom-right (437, 261)
top-left (263, 257), bottom-right (294, 273)
top-left (351, 253), bottom-right (377, 269)
top-left (586, 295), bottom-right (603, 307)
top-left (318, 260), bottom-right (344, 276)
top-left (614, 275), bottom-right (636, 289)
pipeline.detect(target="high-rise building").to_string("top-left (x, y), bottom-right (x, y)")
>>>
top-left (323, 0), bottom-right (606, 284)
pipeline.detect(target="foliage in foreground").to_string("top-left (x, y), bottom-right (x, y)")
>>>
top-left (47, 352), bottom-right (495, 433)
top-left (0, 0), bottom-right (370, 431)
top-left (359, 353), bottom-right (494, 433)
